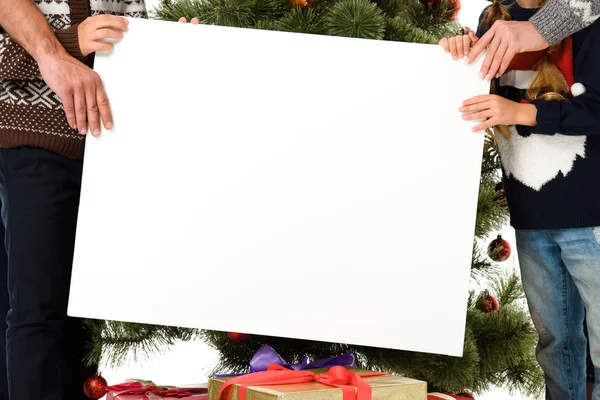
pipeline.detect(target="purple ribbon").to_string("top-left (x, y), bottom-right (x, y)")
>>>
top-left (214, 345), bottom-right (355, 378)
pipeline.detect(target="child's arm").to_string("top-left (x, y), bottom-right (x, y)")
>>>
top-left (460, 95), bottom-right (534, 133)
top-left (439, 29), bottom-right (478, 60)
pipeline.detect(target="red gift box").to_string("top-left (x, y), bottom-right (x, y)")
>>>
top-left (106, 380), bottom-right (208, 400)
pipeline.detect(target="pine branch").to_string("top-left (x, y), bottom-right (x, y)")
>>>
top-left (371, 0), bottom-right (406, 18)
top-left (85, 320), bottom-right (199, 368)
top-left (470, 305), bottom-right (538, 376)
top-left (325, 0), bottom-right (385, 39)
top-left (276, 8), bottom-right (327, 34)
top-left (252, 0), bottom-right (290, 20)
top-left (414, 330), bottom-right (481, 393)
top-left (153, 0), bottom-right (204, 21)
top-left (414, 0), bottom-right (460, 30)
top-left (499, 360), bottom-right (545, 398)
top-left (385, 15), bottom-right (437, 43)
top-left (474, 178), bottom-right (509, 240)
top-left (155, 0), bottom-right (257, 27)
top-left (471, 241), bottom-right (497, 281)
top-left (481, 133), bottom-right (502, 181)
top-left (490, 272), bottom-right (526, 307)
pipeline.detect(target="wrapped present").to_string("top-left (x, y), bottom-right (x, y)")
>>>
top-left (106, 380), bottom-right (208, 400)
top-left (208, 345), bottom-right (426, 400)
top-left (214, 344), bottom-right (356, 378)
top-left (209, 365), bottom-right (426, 400)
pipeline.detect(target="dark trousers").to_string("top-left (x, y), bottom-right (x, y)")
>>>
top-left (0, 146), bottom-right (96, 400)
top-left (1, 213), bottom-right (7, 400)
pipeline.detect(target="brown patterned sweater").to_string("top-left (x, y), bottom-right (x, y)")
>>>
top-left (0, 0), bottom-right (147, 160)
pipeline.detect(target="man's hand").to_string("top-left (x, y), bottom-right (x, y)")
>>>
top-left (460, 94), bottom-right (537, 132)
top-left (38, 52), bottom-right (112, 137)
top-left (467, 20), bottom-right (549, 80)
top-left (42, 16), bottom-right (198, 137)
top-left (78, 15), bottom-right (129, 57)
top-left (1, 0), bottom-right (114, 136)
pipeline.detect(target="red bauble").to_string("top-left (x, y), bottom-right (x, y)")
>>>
top-left (228, 332), bottom-right (251, 343)
top-left (420, 0), bottom-right (461, 20)
top-left (456, 392), bottom-right (476, 399)
top-left (83, 374), bottom-right (108, 399)
top-left (487, 234), bottom-right (511, 262)
top-left (476, 292), bottom-right (500, 313)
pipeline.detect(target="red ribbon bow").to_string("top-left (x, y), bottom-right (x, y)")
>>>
top-left (106, 381), bottom-right (208, 399)
top-left (218, 365), bottom-right (386, 400)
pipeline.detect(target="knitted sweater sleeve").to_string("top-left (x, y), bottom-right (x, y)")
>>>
top-left (528, 21), bottom-right (600, 136)
top-left (531, 0), bottom-right (600, 45)
top-left (0, 25), bottom-right (85, 81)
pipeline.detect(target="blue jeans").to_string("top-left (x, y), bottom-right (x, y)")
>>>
top-left (516, 228), bottom-right (600, 400)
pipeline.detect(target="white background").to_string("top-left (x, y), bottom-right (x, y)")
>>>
top-left (100, 1), bottom-right (528, 398)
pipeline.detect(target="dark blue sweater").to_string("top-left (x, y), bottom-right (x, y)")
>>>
top-left (477, 2), bottom-right (600, 229)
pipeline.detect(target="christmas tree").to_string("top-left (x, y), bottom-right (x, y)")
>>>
top-left (84, 0), bottom-right (544, 396)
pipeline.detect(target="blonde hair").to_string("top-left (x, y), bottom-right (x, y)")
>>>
top-left (483, 0), bottom-right (570, 139)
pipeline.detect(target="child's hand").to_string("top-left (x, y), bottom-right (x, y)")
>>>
top-left (178, 17), bottom-right (200, 24)
top-left (439, 28), bottom-right (478, 60)
top-left (78, 15), bottom-right (129, 57)
top-left (460, 94), bottom-right (538, 132)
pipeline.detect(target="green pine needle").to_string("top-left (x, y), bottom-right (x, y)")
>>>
top-left (416, 331), bottom-right (480, 393)
top-left (153, 0), bottom-right (204, 21)
top-left (277, 8), bottom-right (327, 34)
top-left (385, 15), bottom-right (437, 43)
top-left (325, 0), bottom-right (385, 39)
top-left (475, 178), bottom-right (509, 240)
top-left (490, 272), bottom-right (526, 307)
top-left (471, 242), bottom-right (497, 281)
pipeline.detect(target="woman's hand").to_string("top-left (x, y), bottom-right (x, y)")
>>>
top-left (439, 28), bottom-right (478, 60)
top-left (460, 94), bottom-right (538, 132)
top-left (78, 15), bottom-right (129, 57)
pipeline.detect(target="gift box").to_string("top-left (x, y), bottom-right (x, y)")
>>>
top-left (106, 380), bottom-right (208, 400)
top-left (208, 367), bottom-right (426, 400)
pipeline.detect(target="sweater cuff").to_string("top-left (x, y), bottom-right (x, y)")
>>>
top-left (531, 100), bottom-right (560, 135)
top-left (55, 24), bottom-right (85, 61)
top-left (530, 0), bottom-right (579, 46)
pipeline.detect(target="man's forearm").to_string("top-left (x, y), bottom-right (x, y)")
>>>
top-left (0, 0), bottom-right (66, 63)
top-left (531, 0), bottom-right (600, 45)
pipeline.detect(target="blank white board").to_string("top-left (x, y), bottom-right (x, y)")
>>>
top-left (68, 17), bottom-right (488, 357)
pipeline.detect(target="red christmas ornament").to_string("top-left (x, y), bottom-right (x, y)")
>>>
top-left (419, 0), bottom-right (461, 20)
top-left (476, 291), bottom-right (500, 313)
top-left (487, 234), bottom-right (511, 262)
top-left (83, 374), bottom-right (108, 399)
top-left (228, 332), bottom-right (251, 343)
top-left (456, 391), bottom-right (476, 399)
